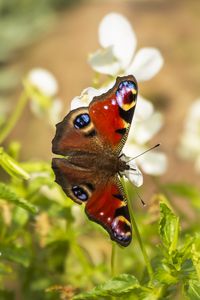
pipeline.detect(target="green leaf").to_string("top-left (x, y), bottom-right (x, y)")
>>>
top-left (0, 147), bottom-right (29, 180)
top-left (155, 267), bottom-right (178, 284)
top-left (0, 262), bottom-right (13, 275)
top-left (163, 183), bottom-right (200, 209)
top-left (159, 203), bottom-right (179, 253)
top-left (73, 274), bottom-right (140, 299)
top-left (191, 243), bottom-right (200, 280)
top-left (185, 280), bottom-right (200, 300)
top-left (0, 182), bottom-right (38, 214)
top-left (0, 245), bottom-right (31, 267)
top-left (7, 141), bottom-right (21, 160)
top-left (21, 161), bottom-right (51, 173)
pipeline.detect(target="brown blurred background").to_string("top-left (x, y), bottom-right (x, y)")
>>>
top-left (1, 0), bottom-right (200, 187)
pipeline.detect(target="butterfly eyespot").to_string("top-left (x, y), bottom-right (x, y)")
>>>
top-left (72, 185), bottom-right (88, 201)
top-left (111, 216), bottom-right (131, 243)
top-left (73, 113), bottom-right (90, 129)
top-left (116, 80), bottom-right (137, 111)
top-left (118, 80), bottom-right (135, 91)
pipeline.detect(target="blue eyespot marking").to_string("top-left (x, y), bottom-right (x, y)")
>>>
top-left (72, 185), bottom-right (88, 201)
top-left (116, 80), bottom-right (136, 107)
top-left (118, 80), bottom-right (135, 91)
top-left (74, 113), bottom-right (90, 129)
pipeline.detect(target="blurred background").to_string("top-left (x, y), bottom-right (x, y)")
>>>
top-left (1, 0), bottom-right (200, 186)
top-left (0, 1), bottom-right (200, 299)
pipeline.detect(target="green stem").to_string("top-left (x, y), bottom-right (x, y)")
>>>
top-left (71, 241), bottom-right (91, 275)
top-left (111, 242), bottom-right (116, 277)
top-left (123, 180), bottom-right (154, 282)
top-left (111, 243), bottom-right (117, 300)
top-left (0, 90), bottom-right (28, 144)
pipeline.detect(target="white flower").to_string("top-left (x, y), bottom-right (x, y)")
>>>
top-left (89, 12), bottom-right (163, 80)
top-left (70, 84), bottom-right (167, 176)
top-left (87, 12), bottom-right (166, 175)
top-left (129, 101), bottom-right (165, 176)
top-left (71, 12), bottom-right (167, 176)
top-left (27, 68), bottom-right (58, 97)
top-left (131, 95), bottom-right (164, 145)
top-left (26, 68), bottom-right (62, 126)
top-left (124, 144), bottom-right (167, 176)
top-left (123, 94), bottom-right (166, 175)
top-left (71, 86), bottom-right (109, 110)
top-left (48, 98), bottom-right (63, 126)
top-left (178, 99), bottom-right (200, 173)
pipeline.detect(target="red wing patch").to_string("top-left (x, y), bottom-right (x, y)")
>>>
top-left (89, 75), bottom-right (138, 153)
top-left (52, 159), bottom-right (132, 246)
top-left (85, 176), bottom-right (132, 246)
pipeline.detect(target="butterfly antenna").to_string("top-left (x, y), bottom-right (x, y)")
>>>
top-left (127, 143), bottom-right (160, 163)
top-left (136, 190), bottom-right (146, 207)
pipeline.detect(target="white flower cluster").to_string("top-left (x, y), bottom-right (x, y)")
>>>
top-left (88, 13), bottom-right (163, 80)
top-left (178, 99), bottom-right (200, 173)
top-left (72, 12), bottom-right (167, 185)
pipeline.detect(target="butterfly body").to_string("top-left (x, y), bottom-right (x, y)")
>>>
top-left (52, 75), bottom-right (138, 246)
top-left (65, 150), bottom-right (129, 174)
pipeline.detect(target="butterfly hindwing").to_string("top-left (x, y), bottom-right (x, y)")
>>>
top-left (85, 176), bottom-right (132, 246)
top-left (52, 157), bottom-right (98, 204)
top-left (52, 158), bottom-right (132, 246)
top-left (89, 75), bottom-right (138, 153)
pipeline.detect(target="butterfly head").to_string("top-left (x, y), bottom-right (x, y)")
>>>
top-left (118, 153), bottom-right (143, 188)
top-left (118, 155), bottom-right (131, 173)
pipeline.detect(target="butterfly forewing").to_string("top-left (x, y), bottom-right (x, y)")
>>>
top-left (52, 107), bottom-right (103, 156)
top-left (89, 75), bottom-right (138, 154)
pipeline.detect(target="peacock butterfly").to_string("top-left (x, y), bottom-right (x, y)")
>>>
top-left (52, 75), bottom-right (138, 247)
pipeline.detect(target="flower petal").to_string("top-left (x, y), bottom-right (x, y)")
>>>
top-left (70, 86), bottom-right (109, 110)
top-left (178, 131), bottom-right (200, 159)
top-left (127, 48), bottom-right (164, 81)
top-left (134, 94), bottom-right (154, 121)
top-left (187, 98), bottom-right (200, 120)
top-left (129, 112), bottom-right (163, 145)
top-left (123, 144), bottom-right (167, 176)
top-left (99, 12), bottom-right (137, 69)
top-left (88, 47), bottom-right (121, 75)
top-left (125, 160), bottom-right (143, 187)
top-left (185, 99), bottom-right (200, 132)
top-left (137, 151), bottom-right (167, 175)
top-left (178, 98), bottom-right (200, 166)
top-left (27, 68), bottom-right (58, 96)
top-left (48, 98), bottom-right (62, 125)
top-left (70, 96), bottom-right (85, 110)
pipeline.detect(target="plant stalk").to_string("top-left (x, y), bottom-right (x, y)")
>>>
top-left (111, 242), bottom-right (116, 277)
top-left (123, 180), bottom-right (154, 282)
top-left (0, 90), bottom-right (28, 144)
